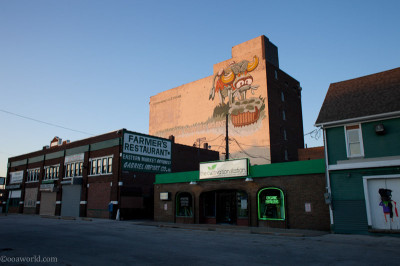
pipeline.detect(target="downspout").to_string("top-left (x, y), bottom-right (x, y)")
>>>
top-left (323, 128), bottom-right (334, 228)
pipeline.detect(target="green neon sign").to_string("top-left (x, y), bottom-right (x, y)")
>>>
top-left (265, 196), bottom-right (279, 205)
top-left (257, 187), bottom-right (285, 221)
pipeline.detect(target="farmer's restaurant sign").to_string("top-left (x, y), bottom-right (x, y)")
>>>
top-left (122, 131), bottom-right (171, 173)
top-left (199, 159), bottom-right (249, 179)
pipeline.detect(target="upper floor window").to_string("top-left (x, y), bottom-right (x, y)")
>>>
top-left (281, 91), bottom-right (285, 102)
top-left (345, 125), bottom-right (364, 157)
top-left (90, 155), bottom-right (113, 175)
top-left (274, 70), bottom-right (278, 80)
top-left (44, 165), bottom-right (60, 181)
top-left (27, 168), bottom-right (40, 182)
top-left (65, 162), bottom-right (83, 178)
top-left (282, 110), bottom-right (286, 121)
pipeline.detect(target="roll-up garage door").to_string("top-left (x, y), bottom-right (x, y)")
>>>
top-left (39, 192), bottom-right (57, 216)
top-left (61, 185), bottom-right (81, 217)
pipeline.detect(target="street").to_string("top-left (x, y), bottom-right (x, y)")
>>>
top-left (1, 215), bottom-right (400, 265)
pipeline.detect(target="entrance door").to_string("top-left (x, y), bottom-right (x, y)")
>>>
top-left (367, 178), bottom-right (400, 230)
top-left (216, 192), bottom-right (237, 224)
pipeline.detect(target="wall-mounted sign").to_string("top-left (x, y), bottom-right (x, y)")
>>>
top-left (199, 158), bottom-right (249, 179)
top-left (122, 130), bottom-right (172, 173)
top-left (305, 203), bottom-right (312, 213)
top-left (10, 171), bottom-right (24, 184)
top-left (40, 184), bottom-right (56, 192)
top-left (5, 184), bottom-right (20, 190)
top-left (65, 153), bottom-right (84, 164)
top-left (160, 192), bottom-right (170, 201)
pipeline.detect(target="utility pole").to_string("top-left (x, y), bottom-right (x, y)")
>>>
top-left (196, 137), bottom-right (206, 161)
top-left (225, 114), bottom-right (229, 160)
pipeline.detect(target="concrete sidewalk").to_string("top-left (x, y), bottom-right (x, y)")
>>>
top-left (130, 220), bottom-right (329, 237)
top-left (6, 213), bottom-right (328, 237)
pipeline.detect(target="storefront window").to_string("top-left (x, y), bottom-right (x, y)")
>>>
top-left (176, 192), bottom-right (193, 217)
top-left (258, 188), bottom-right (285, 220)
top-left (237, 191), bottom-right (248, 218)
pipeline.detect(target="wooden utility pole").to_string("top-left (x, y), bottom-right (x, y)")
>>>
top-left (225, 114), bottom-right (229, 160)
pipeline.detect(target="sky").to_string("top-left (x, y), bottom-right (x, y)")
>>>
top-left (1, 0), bottom-right (399, 177)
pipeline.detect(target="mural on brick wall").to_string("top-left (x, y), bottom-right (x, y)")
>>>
top-left (209, 55), bottom-right (265, 128)
top-left (150, 54), bottom-right (270, 164)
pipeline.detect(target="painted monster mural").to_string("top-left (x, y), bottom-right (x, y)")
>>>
top-left (379, 188), bottom-right (398, 223)
top-left (209, 55), bottom-right (265, 128)
top-left (150, 52), bottom-right (271, 165)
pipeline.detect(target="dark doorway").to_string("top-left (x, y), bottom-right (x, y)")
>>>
top-left (216, 191), bottom-right (237, 224)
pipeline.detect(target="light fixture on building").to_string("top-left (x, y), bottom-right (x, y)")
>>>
top-left (375, 123), bottom-right (385, 135)
top-left (245, 177), bottom-right (253, 182)
top-left (189, 181), bottom-right (197, 185)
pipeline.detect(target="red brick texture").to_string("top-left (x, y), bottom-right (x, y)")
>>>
top-left (154, 173), bottom-right (330, 231)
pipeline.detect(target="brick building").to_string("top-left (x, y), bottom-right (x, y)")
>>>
top-left (5, 129), bottom-right (218, 219)
top-left (154, 159), bottom-right (330, 231)
top-left (149, 35), bottom-right (304, 165)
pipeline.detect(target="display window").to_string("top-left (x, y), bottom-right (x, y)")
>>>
top-left (258, 187), bottom-right (285, 220)
top-left (176, 192), bottom-right (193, 217)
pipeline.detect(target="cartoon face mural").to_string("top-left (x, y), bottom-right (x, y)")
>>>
top-left (378, 188), bottom-right (398, 222)
top-left (209, 56), bottom-right (265, 128)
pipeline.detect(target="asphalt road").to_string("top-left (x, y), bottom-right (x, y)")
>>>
top-left (1, 215), bottom-right (400, 265)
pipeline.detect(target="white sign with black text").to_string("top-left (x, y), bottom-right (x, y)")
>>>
top-left (199, 159), bottom-right (249, 179)
top-left (10, 171), bottom-right (24, 184)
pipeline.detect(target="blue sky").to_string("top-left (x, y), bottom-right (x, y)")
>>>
top-left (1, 0), bottom-right (399, 177)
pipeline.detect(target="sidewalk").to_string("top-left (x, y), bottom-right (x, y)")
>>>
top-left (5, 213), bottom-right (328, 237)
top-left (130, 220), bottom-right (329, 237)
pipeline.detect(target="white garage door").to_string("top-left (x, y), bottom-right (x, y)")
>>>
top-left (366, 178), bottom-right (400, 230)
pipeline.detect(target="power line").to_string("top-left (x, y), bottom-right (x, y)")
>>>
top-left (231, 138), bottom-right (270, 161)
top-left (0, 109), bottom-right (94, 136)
top-left (304, 128), bottom-right (322, 140)
top-left (205, 134), bottom-right (224, 143)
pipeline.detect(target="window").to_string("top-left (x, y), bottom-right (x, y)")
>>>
top-left (90, 155), bottom-right (113, 175)
top-left (97, 159), bottom-right (102, 174)
top-left (274, 70), bottom-right (278, 80)
top-left (102, 158), bottom-right (107, 173)
top-left (283, 129), bottom-right (287, 140)
top-left (345, 125), bottom-right (364, 157)
top-left (65, 162), bottom-right (83, 178)
top-left (27, 168), bottom-right (40, 182)
top-left (176, 192), bottom-right (193, 217)
top-left (258, 188), bottom-right (285, 220)
top-left (108, 157), bottom-right (112, 173)
top-left (282, 110), bottom-right (286, 121)
top-left (43, 165), bottom-right (60, 180)
top-left (92, 160), bottom-right (97, 175)
top-left (237, 191), bottom-right (248, 218)
top-left (281, 91), bottom-right (285, 102)
top-left (66, 164), bottom-right (71, 177)
top-left (284, 149), bottom-right (288, 161)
